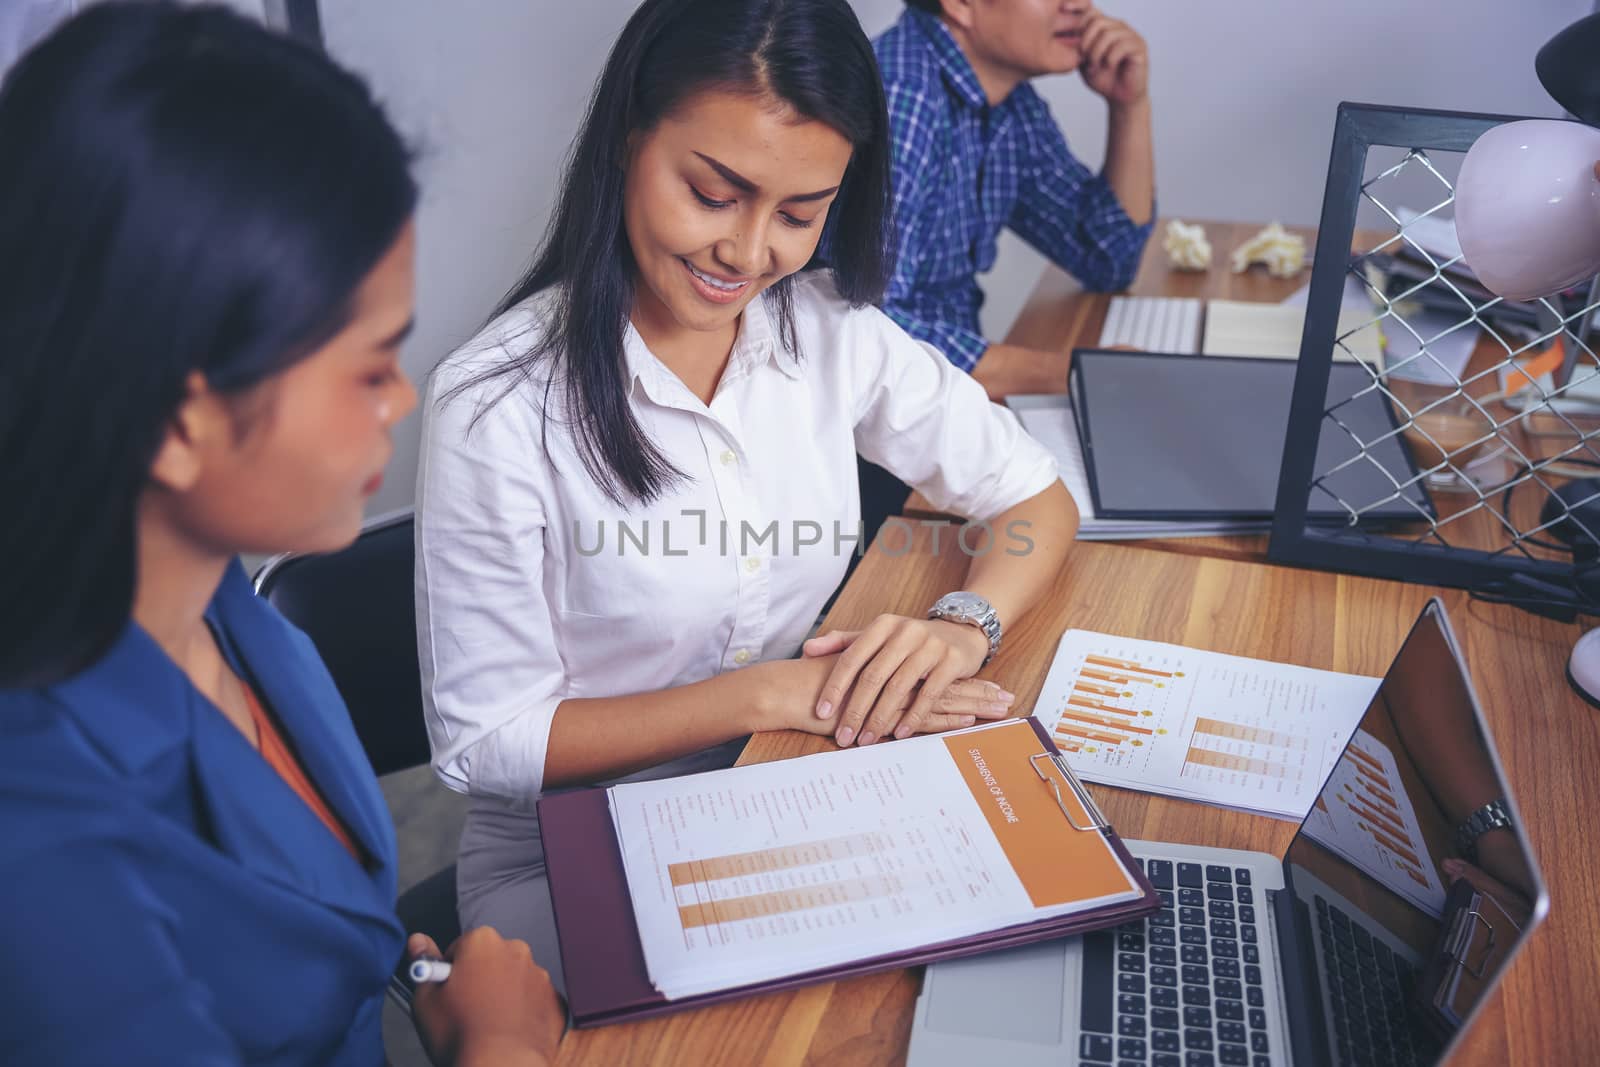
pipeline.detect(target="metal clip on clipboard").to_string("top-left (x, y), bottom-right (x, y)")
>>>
top-left (1030, 751), bottom-right (1110, 833)
top-left (1444, 902), bottom-right (1498, 981)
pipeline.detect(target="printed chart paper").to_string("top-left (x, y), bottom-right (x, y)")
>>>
top-left (1034, 632), bottom-right (1380, 819)
top-left (607, 719), bottom-right (1142, 999)
top-left (1302, 729), bottom-right (1448, 917)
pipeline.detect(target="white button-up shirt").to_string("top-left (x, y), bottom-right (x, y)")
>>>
top-left (415, 271), bottom-right (1057, 810)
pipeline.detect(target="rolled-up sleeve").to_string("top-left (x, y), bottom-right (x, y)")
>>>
top-left (847, 300), bottom-right (1058, 520)
top-left (1008, 96), bottom-right (1152, 294)
top-left (414, 359), bottom-right (565, 811)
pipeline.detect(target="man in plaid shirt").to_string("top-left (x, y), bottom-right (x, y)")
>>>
top-left (875, 1), bottom-right (1155, 399)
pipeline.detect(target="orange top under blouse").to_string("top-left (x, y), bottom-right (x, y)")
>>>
top-left (242, 685), bottom-right (363, 863)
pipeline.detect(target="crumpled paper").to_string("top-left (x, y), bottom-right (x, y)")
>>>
top-left (1231, 221), bottom-right (1306, 278)
top-left (1163, 219), bottom-right (1212, 272)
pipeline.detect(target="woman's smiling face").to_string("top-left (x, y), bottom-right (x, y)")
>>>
top-left (622, 89), bottom-right (853, 344)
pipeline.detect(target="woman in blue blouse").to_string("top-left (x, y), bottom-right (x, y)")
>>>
top-left (0, 5), bottom-right (560, 1064)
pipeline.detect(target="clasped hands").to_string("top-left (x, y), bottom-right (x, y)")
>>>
top-left (781, 613), bottom-right (1013, 747)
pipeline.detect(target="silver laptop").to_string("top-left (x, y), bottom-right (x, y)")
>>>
top-left (908, 600), bottom-right (1546, 1067)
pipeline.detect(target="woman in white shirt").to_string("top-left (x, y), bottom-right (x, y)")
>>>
top-left (415, 0), bottom-right (1079, 988)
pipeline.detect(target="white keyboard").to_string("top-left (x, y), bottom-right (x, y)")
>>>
top-left (1099, 295), bottom-right (1203, 354)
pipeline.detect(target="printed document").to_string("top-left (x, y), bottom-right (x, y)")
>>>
top-left (608, 718), bottom-right (1143, 999)
top-left (1034, 631), bottom-right (1380, 819)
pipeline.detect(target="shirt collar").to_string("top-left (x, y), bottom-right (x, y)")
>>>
top-left (623, 288), bottom-right (800, 409)
top-left (908, 9), bottom-right (990, 113)
top-left (46, 560), bottom-right (259, 771)
top-left (740, 287), bottom-right (801, 380)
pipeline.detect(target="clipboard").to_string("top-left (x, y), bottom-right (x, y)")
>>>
top-left (1416, 873), bottom-right (1526, 1039)
top-left (539, 716), bottom-right (1158, 1028)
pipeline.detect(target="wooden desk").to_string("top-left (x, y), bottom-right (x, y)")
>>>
top-left (556, 527), bottom-right (1600, 1066)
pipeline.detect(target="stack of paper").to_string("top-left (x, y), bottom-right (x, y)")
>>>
top-left (1282, 271), bottom-right (1479, 386)
top-left (1032, 630), bottom-right (1380, 820)
top-left (606, 719), bottom-right (1144, 1000)
top-left (1393, 207), bottom-right (1472, 275)
top-left (1007, 394), bottom-right (1271, 540)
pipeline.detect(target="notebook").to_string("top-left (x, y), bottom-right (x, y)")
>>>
top-left (1201, 298), bottom-right (1384, 369)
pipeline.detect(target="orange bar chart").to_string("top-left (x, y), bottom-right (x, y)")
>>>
top-left (1057, 724), bottom-right (1126, 746)
top-left (1068, 697), bottom-right (1141, 717)
top-left (1346, 745), bottom-right (1384, 776)
top-left (1193, 716), bottom-right (1306, 750)
top-left (1184, 746), bottom-right (1291, 779)
top-left (1085, 654), bottom-right (1176, 678)
top-left (1354, 766), bottom-right (1399, 809)
top-left (1043, 638), bottom-right (1219, 776)
top-left (1060, 710), bottom-right (1155, 735)
top-left (1053, 686), bottom-right (1159, 753)
top-left (667, 833), bottom-right (882, 887)
top-left (1355, 819), bottom-right (1424, 871)
top-left (1348, 794), bottom-right (1406, 841)
top-left (1341, 752), bottom-right (1430, 887)
top-left (677, 874), bottom-right (904, 930)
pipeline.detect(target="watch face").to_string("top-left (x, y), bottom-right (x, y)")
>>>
top-left (941, 592), bottom-right (989, 617)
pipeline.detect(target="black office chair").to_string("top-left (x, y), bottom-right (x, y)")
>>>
top-left (253, 508), bottom-right (460, 952)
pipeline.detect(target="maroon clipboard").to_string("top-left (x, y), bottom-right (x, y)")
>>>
top-left (538, 716), bottom-right (1159, 1028)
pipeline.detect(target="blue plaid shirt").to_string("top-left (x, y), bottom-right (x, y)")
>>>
top-left (874, 10), bottom-right (1153, 371)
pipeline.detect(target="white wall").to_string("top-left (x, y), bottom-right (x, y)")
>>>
top-left (2, 0), bottom-right (269, 73)
top-left (321, 0), bottom-right (642, 516)
top-left (323, 0), bottom-right (1592, 515)
top-left (207, 0), bottom-right (269, 19)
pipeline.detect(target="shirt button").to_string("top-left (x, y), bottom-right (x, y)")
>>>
top-left (733, 649), bottom-right (752, 665)
top-left (720, 449), bottom-right (737, 466)
top-left (744, 557), bottom-right (761, 573)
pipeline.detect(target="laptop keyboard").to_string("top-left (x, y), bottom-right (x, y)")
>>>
top-left (1078, 858), bottom-right (1271, 1067)
top-left (1313, 896), bottom-right (1436, 1066)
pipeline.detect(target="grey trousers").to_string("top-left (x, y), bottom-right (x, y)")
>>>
top-left (454, 738), bottom-right (747, 997)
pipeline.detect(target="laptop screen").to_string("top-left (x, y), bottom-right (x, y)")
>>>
top-left (1279, 600), bottom-right (1545, 1065)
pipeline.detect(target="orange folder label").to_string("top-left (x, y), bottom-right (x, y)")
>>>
top-left (943, 721), bottom-right (1135, 909)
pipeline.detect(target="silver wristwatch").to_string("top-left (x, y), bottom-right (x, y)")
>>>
top-left (1454, 798), bottom-right (1513, 861)
top-left (928, 592), bottom-right (1002, 667)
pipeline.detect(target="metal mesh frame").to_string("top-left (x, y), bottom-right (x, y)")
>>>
top-left (1268, 103), bottom-right (1600, 594)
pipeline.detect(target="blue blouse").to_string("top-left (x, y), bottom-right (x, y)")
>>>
top-left (0, 560), bottom-right (403, 1065)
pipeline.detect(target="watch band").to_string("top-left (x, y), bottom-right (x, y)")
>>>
top-left (1454, 798), bottom-right (1513, 861)
top-left (927, 593), bottom-right (1002, 667)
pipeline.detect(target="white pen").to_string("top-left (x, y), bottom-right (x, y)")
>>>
top-left (409, 957), bottom-right (453, 983)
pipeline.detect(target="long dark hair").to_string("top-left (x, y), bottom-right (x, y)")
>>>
top-left (0, 2), bottom-right (416, 688)
top-left (459, 0), bottom-right (892, 506)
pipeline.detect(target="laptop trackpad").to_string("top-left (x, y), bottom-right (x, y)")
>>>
top-left (923, 940), bottom-right (1068, 1044)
